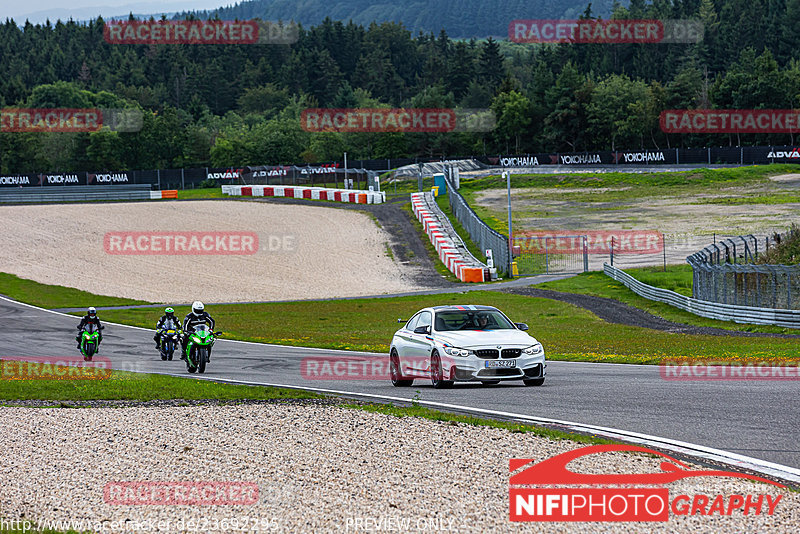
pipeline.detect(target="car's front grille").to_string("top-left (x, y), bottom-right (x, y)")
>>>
top-left (501, 348), bottom-right (521, 359)
top-left (475, 349), bottom-right (499, 359)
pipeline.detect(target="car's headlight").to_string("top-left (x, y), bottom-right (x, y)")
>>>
top-left (443, 346), bottom-right (472, 357)
top-left (523, 343), bottom-right (543, 355)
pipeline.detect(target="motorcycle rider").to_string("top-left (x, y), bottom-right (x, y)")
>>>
top-left (181, 301), bottom-right (216, 361)
top-left (154, 307), bottom-right (181, 350)
top-left (76, 307), bottom-right (104, 349)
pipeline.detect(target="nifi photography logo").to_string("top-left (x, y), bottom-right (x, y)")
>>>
top-left (510, 444), bottom-right (784, 522)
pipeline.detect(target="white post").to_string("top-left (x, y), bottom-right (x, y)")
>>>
top-left (505, 171), bottom-right (513, 276)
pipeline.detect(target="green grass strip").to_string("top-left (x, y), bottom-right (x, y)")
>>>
top-left (0, 272), bottom-right (149, 309)
top-left (0, 368), bottom-right (321, 402)
top-left (536, 267), bottom-right (792, 335)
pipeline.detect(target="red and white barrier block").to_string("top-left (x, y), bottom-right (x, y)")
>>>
top-left (149, 190), bottom-right (178, 199)
top-left (221, 185), bottom-right (385, 204)
top-left (410, 192), bottom-right (486, 283)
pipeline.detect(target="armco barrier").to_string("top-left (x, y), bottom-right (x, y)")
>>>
top-left (0, 185), bottom-right (177, 203)
top-left (220, 185), bottom-right (384, 204)
top-left (604, 263), bottom-right (800, 328)
top-left (411, 192), bottom-right (487, 283)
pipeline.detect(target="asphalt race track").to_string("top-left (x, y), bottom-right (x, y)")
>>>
top-left (3, 295), bottom-right (799, 473)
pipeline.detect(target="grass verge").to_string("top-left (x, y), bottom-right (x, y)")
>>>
top-left (535, 267), bottom-right (792, 335)
top-left (174, 187), bottom-right (225, 199)
top-left (0, 272), bottom-right (149, 309)
top-left (0, 368), bottom-right (321, 402)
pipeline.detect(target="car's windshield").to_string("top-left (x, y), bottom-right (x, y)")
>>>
top-left (434, 310), bottom-right (515, 331)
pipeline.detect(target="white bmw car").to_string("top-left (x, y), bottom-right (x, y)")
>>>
top-left (389, 305), bottom-right (546, 388)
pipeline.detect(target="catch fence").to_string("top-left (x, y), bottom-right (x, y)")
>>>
top-left (443, 173), bottom-right (510, 275)
top-left (687, 230), bottom-right (800, 309)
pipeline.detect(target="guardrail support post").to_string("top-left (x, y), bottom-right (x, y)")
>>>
top-left (788, 272), bottom-right (792, 309)
top-left (610, 236), bottom-right (614, 266)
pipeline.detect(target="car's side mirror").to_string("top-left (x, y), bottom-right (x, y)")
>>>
top-left (414, 325), bottom-right (430, 335)
top-left (515, 322), bottom-right (529, 331)
top-left (397, 318), bottom-right (406, 323)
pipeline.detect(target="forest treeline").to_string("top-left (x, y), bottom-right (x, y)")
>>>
top-left (2, 0), bottom-right (800, 173)
top-left (192, 0), bottom-right (618, 39)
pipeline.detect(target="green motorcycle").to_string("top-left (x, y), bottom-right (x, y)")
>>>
top-left (184, 324), bottom-right (222, 374)
top-left (78, 323), bottom-right (102, 361)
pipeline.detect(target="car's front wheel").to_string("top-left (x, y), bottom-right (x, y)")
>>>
top-left (523, 377), bottom-right (545, 386)
top-left (390, 349), bottom-right (413, 387)
top-left (430, 351), bottom-right (453, 389)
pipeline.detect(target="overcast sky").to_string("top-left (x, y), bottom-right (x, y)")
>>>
top-left (2, 1), bottom-right (231, 23)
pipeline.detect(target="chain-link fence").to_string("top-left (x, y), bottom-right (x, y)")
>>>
top-left (512, 235), bottom-right (589, 275)
top-left (687, 231), bottom-right (800, 309)
top-left (444, 175), bottom-right (509, 275)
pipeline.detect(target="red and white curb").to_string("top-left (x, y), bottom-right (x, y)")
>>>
top-left (411, 192), bottom-right (485, 283)
top-left (221, 185), bottom-right (385, 204)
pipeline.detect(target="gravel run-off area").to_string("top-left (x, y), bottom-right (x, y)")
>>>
top-left (0, 200), bottom-right (420, 303)
top-left (0, 403), bottom-right (796, 533)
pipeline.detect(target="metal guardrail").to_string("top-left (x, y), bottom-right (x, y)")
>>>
top-left (604, 263), bottom-right (800, 329)
top-left (0, 185), bottom-right (153, 203)
top-left (442, 174), bottom-right (509, 275)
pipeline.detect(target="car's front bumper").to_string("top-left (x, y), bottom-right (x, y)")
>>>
top-left (446, 354), bottom-right (546, 381)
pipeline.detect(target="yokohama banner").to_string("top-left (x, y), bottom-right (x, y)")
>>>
top-left (7, 145), bottom-right (800, 188)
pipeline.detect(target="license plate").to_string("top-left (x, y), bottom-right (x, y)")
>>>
top-left (485, 360), bottom-right (516, 368)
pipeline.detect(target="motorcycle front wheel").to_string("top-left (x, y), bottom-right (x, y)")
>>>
top-left (198, 347), bottom-right (207, 374)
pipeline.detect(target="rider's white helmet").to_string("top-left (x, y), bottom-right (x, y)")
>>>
top-left (192, 301), bottom-right (204, 315)
top-left (88, 307), bottom-right (97, 317)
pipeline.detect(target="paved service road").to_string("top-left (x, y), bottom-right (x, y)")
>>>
top-left (3, 296), bottom-right (799, 470)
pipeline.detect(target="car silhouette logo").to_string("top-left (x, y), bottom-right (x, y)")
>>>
top-left (510, 444), bottom-right (785, 487)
